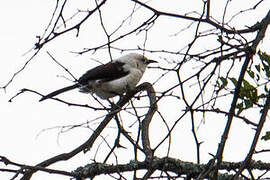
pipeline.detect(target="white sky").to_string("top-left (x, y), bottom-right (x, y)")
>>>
top-left (1, 0), bottom-right (270, 180)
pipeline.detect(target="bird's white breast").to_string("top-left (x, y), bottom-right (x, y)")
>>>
top-left (92, 67), bottom-right (143, 99)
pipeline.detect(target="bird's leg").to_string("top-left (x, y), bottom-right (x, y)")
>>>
top-left (125, 84), bottom-right (133, 95)
top-left (117, 92), bottom-right (127, 102)
top-left (125, 85), bottom-right (140, 100)
top-left (106, 99), bottom-right (116, 110)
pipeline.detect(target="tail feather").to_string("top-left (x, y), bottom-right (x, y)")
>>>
top-left (39, 84), bottom-right (80, 102)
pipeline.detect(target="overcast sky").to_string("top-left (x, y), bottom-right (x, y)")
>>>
top-left (1, 0), bottom-right (270, 180)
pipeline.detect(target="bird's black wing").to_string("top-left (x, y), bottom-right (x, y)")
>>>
top-left (39, 61), bottom-right (129, 102)
top-left (78, 61), bottom-right (129, 84)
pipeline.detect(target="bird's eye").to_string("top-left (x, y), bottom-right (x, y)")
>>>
top-left (141, 57), bottom-right (147, 63)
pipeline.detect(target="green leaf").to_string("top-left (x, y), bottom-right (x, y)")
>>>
top-left (244, 100), bottom-right (253, 109)
top-left (247, 70), bottom-right (255, 79)
top-left (264, 85), bottom-right (269, 93)
top-left (256, 74), bottom-right (260, 81)
top-left (259, 93), bottom-right (267, 98)
top-left (262, 131), bottom-right (270, 141)
top-left (220, 77), bottom-right (228, 87)
top-left (255, 64), bottom-right (261, 72)
top-left (262, 62), bottom-right (270, 78)
top-left (242, 80), bottom-right (255, 90)
top-left (258, 51), bottom-right (270, 78)
top-left (236, 102), bottom-right (244, 115)
top-left (258, 51), bottom-right (270, 62)
top-left (229, 77), bottom-right (237, 87)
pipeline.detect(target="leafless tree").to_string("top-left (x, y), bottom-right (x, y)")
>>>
top-left (1, 0), bottom-right (270, 179)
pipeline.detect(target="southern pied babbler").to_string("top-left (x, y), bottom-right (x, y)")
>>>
top-left (39, 53), bottom-right (157, 101)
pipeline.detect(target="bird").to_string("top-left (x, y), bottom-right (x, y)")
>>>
top-left (39, 53), bottom-right (157, 101)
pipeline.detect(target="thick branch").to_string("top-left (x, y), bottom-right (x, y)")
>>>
top-left (140, 83), bottom-right (157, 161)
top-left (20, 82), bottom-right (156, 180)
top-left (74, 157), bottom-right (270, 179)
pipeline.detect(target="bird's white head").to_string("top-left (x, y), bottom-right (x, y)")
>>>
top-left (118, 53), bottom-right (157, 73)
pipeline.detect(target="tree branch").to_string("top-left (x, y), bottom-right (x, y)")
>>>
top-left (19, 82), bottom-right (156, 180)
top-left (74, 157), bottom-right (270, 179)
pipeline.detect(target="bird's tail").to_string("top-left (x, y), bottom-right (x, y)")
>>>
top-left (39, 84), bottom-right (80, 102)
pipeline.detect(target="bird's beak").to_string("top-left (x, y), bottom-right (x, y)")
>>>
top-left (147, 59), bottom-right (158, 64)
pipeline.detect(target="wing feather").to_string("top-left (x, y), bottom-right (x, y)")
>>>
top-left (78, 61), bottom-right (129, 84)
